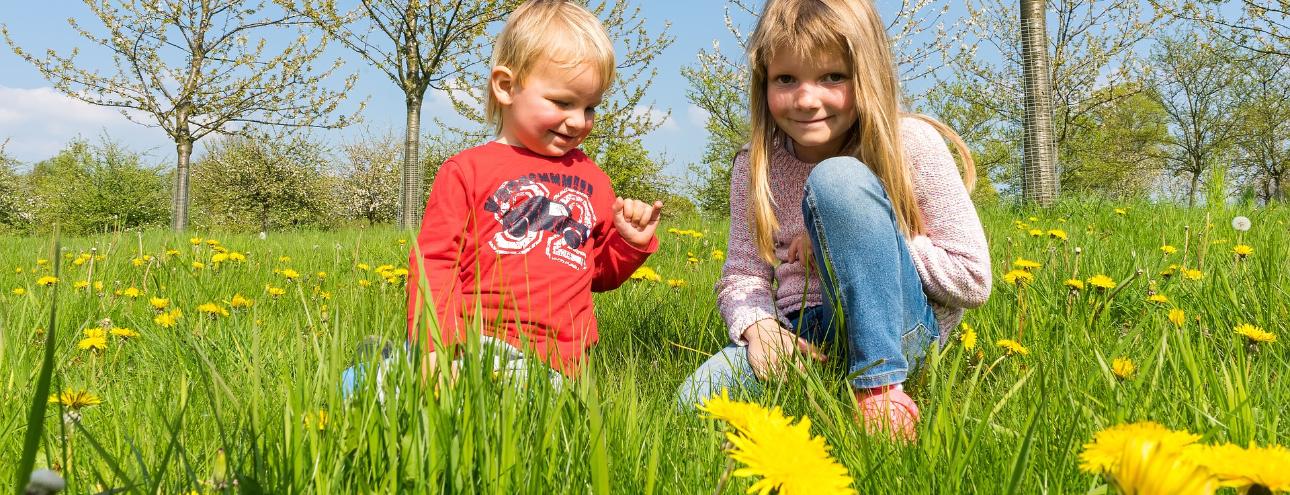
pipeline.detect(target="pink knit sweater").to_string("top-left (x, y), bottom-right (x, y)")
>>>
top-left (718, 117), bottom-right (993, 345)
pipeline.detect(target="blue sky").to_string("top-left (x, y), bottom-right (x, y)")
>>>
top-left (0, 1), bottom-right (933, 180)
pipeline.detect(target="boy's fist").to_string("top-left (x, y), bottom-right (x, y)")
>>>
top-left (612, 197), bottom-right (662, 249)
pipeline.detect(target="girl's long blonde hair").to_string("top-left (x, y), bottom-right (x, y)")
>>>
top-left (746, 0), bottom-right (976, 264)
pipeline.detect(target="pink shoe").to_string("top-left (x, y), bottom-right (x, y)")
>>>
top-left (854, 385), bottom-right (920, 441)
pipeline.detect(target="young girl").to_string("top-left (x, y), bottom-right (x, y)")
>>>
top-left (677, 0), bottom-right (992, 440)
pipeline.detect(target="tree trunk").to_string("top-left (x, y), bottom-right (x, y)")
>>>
top-left (400, 95), bottom-right (424, 230)
top-left (172, 138), bottom-right (193, 230)
top-left (1020, 0), bottom-right (1059, 205)
top-left (1187, 172), bottom-right (1199, 207)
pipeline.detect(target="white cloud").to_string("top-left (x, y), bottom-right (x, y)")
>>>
top-left (0, 85), bottom-right (170, 163)
top-left (686, 104), bottom-right (711, 128)
top-left (632, 105), bottom-right (677, 131)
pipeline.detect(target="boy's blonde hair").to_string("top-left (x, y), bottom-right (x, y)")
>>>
top-left (486, 0), bottom-right (615, 131)
top-left (745, 0), bottom-right (976, 264)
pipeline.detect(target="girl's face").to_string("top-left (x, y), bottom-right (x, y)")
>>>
top-left (765, 49), bottom-right (857, 163)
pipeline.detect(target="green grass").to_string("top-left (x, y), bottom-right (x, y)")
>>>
top-left (1, 202), bottom-right (1287, 493)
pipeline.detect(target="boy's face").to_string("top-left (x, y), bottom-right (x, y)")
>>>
top-left (493, 62), bottom-right (604, 157)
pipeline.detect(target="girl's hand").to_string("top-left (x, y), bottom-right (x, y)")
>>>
top-left (613, 197), bottom-right (663, 249)
top-left (742, 319), bottom-right (826, 380)
top-left (786, 233), bottom-right (814, 270)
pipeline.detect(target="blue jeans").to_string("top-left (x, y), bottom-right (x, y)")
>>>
top-left (677, 156), bottom-right (939, 408)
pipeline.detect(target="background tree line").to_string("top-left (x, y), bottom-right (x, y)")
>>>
top-left (2, 0), bottom-right (1288, 236)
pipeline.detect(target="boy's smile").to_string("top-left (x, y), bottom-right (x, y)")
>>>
top-left (494, 62), bottom-right (604, 157)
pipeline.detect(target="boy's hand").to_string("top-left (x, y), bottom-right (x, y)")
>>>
top-left (613, 197), bottom-right (663, 249)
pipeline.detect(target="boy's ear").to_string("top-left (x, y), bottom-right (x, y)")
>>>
top-left (490, 66), bottom-right (516, 106)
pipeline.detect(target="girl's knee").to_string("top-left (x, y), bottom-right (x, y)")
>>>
top-left (806, 157), bottom-right (883, 201)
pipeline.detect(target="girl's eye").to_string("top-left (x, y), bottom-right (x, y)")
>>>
top-left (551, 99), bottom-right (570, 108)
top-left (823, 73), bottom-right (848, 83)
top-left (773, 74), bottom-right (795, 85)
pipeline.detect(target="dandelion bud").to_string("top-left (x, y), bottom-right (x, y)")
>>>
top-left (1074, 247), bottom-right (1083, 255)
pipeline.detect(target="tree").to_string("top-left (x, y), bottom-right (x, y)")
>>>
top-left (1150, 0), bottom-right (1290, 58)
top-left (0, 140), bottom-right (28, 231)
top-left (1148, 33), bottom-right (1242, 206)
top-left (958, 0), bottom-right (1162, 199)
top-left (190, 133), bottom-right (337, 232)
top-left (1019, 0), bottom-right (1058, 204)
top-left (25, 138), bottom-right (171, 234)
top-left (337, 130), bottom-right (401, 225)
top-left (1230, 51), bottom-right (1290, 203)
top-left (444, 0), bottom-right (676, 203)
top-left (288, 0), bottom-right (518, 230)
top-left (918, 82), bottom-right (1015, 203)
top-left (3, 0), bottom-right (357, 231)
top-left (1059, 83), bottom-right (1171, 199)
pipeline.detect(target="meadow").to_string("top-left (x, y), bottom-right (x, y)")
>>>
top-left (1, 202), bottom-right (1286, 494)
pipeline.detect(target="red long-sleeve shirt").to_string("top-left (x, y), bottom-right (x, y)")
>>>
top-left (406, 142), bottom-right (657, 375)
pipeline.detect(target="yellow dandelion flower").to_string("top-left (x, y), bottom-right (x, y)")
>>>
top-left (73, 281), bottom-right (89, 290)
top-left (1114, 208), bottom-right (1127, 215)
top-left (211, 253), bottom-right (229, 264)
top-left (131, 257), bottom-right (146, 267)
top-left (267, 286), bottom-right (287, 298)
top-left (1182, 268), bottom-right (1202, 281)
top-left (1106, 436), bottom-right (1216, 495)
top-left (278, 256), bottom-right (292, 263)
top-left (1087, 274), bottom-right (1116, 290)
top-left (304, 410), bottom-right (329, 432)
top-left (197, 303), bottom-right (230, 318)
top-left (697, 389), bottom-right (780, 434)
top-left (727, 412), bottom-right (855, 495)
top-left (397, 238), bottom-right (407, 245)
top-left (280, 269), bottom-right (300, 281)
top-left (149, 297), bottom-right (170, 310)
top-left (78, 329), bottom-right (108, 351)
top-left (357, 263), bottom-right (370, 271)
top-left (1168, 308), bottom-right (1185, 327)
top-left (191, 261), bottom-right (205, 270)
top-left (11, 287), bottom-right (26, 296)
top-left (48, 389), bottom-right (103, 410)
top-left (36, 276), bottom-right (58, 287)
top-left (154, 309), bottom-right (182, 328)
top-left (316, 271), bottom-right (327, 280)
top-left (1079, 421), bottom-right (1202, 474)
top-left (1013, 258), bottom-right (1042, 270)
top-left (1002, 269), bottom-right (1035, 286)
top-left (1147, 294), bottom-right (1169, 304)
top-left (1234, 323), bottom-right (1276, 344)
top-left (1065, 279), bottom-right (1085, 291)
top-left (1160, 264), bottom-right (1179, 278)
top-left (711, 249), bottom-right (725, 261)
top-left (960, 323), bottom-right (977, 351)
top-left (230, 294), bottom-right (253, 309)
top-left (228, 252), bottom-right (246, 262)
top-left (630, 266), bottom-right (662, 282)
top-left (1028, 229), bottom-right (1044, 237)
top-left (1232, 244), bottom-right (1253, 258)
top-left (1160, 245), bottom-right (1177, 255)
top-left (1111, 358), bottom-right (1136, 379)
top-left (165, 248), bottom-right (180, 256)
top-left (358, 279), bottom-right (371, 287)
top-left (206, 239), bottom-right (220, 246)
top-left (110, 327), bottom-right (139, 339)
top-left (93, 281), bottom-right (103, 292)
top-left (1047, 229), bottom-right (1068, 240)
top-left (667, 279), bottom-right (687, 288)
top-left (189, 237), bottom-right (202, 245)
top-left (1191, 443), bottom-right (1290, 492)
top-left (120, 287), bottom-right (141, 298)
top-left (996, 339), bottom-right (1029, 355)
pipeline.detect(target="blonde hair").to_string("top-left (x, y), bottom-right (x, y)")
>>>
top-left (745, 0), bottom-right (976, 264)
top-left (485, 0), bottom-right (615, 131)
